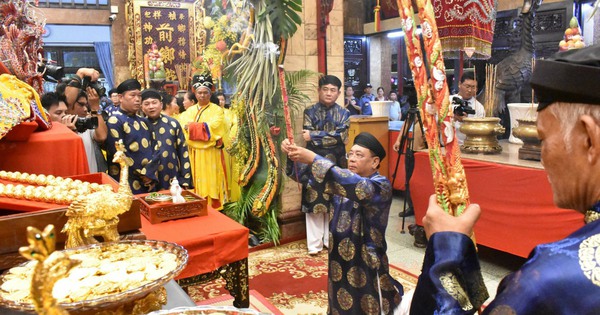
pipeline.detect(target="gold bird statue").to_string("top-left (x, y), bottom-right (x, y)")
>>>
top-left (62, 140), bottom-right (134, 248)
top-left (19, 225), bottom-right (79, 315)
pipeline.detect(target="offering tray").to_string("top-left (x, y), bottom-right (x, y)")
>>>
top-left (148, 305), bottom-right (268, 315)
top-left (139, 190), bottom-right (207, 224)
top-left (0, 239), bottom-right (188, 314)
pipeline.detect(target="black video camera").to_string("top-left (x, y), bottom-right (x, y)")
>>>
top-left (82, 76), bottom-right (107, 97)
top-left (37, 61), bottom-right (64, 83)
top-left (75, 116), bottom-right (98, 133)
top-left (452, 96), bottom-right (476, 116)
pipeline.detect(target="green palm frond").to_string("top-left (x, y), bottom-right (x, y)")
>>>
top-left (223, 183), bottom-right (263, 224)
top-left (285, 69), bottom-right (318, 115)
top-left (258, 0), bottom-right (303, 40)
top-left (256, 207), bottom-right (281, 244)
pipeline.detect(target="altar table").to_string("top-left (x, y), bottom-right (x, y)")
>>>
top-left (140, 208), bottom-right (250, 307)
top-left (410, 141), bottom-right (585, 258)
top-left (0, 123), bottom-right (89, 176)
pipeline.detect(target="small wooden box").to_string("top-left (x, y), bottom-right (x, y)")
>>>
top-left (138, 190), bottom-right (207, 224)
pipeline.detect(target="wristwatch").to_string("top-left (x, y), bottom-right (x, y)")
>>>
top-left (90, 110), bottom-right (99, 115)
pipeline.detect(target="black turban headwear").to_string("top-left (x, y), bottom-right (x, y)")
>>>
top-left (117, 79), bottom-right (141, 94)
top-left (141, 89), bottom-right (162, 102)
top-left (354, 132), bottom-right (386, 161)
top-left (318, 75), bottom-right (342, 89)
top-left (191, 74), bottom-right (214, 92)
top-left (531, 44), bottom-right (600, 111)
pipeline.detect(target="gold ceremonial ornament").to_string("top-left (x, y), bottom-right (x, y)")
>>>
top-left (0, 232), bottom-right (188, 315)
top-left (512, 118), bottom-right (541, 161)
top-left (62, 140), bottom-right (134, 248)
top-left (0, 171), bottom-right (113, 205)
top-left (459, 117), bottom-right (505, 154)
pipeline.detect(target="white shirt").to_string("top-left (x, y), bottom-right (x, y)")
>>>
top-left (78, 129), bottom-right (99, 173)
top-left (389, 101), bottom-right (401, 121)
top-left (450, 94), bottom-right (485, 145)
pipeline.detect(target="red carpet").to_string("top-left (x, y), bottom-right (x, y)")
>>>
top-left (187, 240), bottom-right (418, 314)
top-left (197, 289), bottom-right (283, 314)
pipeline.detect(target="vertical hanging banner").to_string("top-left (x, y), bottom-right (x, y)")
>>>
top-left (126, 0), bottom-right (206, 88)
top-left (433, 0), bottom-right (497, 59)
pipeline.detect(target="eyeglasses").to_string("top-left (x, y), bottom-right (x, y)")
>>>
top-left (76, 101), bottom-right (88, 107)
top-left (345, 151), bottom-right (371, 160)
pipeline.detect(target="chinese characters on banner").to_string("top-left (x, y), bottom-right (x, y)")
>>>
top-left (140, 5), bottom-right (190, 81)
top-left (127, 0), bottom-right (204, 88)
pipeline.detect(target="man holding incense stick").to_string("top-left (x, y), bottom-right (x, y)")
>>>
top-left (283, 132), bottom-right (403, 314)
top-left (411, 45), bottom-right (600, 314)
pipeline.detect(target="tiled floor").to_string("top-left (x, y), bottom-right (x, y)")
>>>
top-left (385, 194), bottom-right (527, 305)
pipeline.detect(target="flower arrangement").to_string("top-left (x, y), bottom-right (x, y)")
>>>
top-left (199, 12), bottom-right (248, 89)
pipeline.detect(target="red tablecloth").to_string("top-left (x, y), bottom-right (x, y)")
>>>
top-left (0, 123), bottom-right (89, 176)
top-left (411, 151), bottom-right (585, 258)
top-left (140, 209), bottom-right (249, 279)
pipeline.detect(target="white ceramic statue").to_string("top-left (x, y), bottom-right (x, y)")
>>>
top-left (169, 178), bottom-right (185, 204)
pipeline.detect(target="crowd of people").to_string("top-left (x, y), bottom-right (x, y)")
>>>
top-left (281, 45), bottom-right (600, 314)
top-left (34, 43), bottom-right (600, 314)
top-left (39, 68), bottom-right (238, 208)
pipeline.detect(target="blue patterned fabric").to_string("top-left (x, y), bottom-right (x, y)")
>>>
top-left (106, 109), bottom-right (159, 194)
top-left (288, 155), bottom-right (403, 314)
top-left (412, 201), bottom-right (600, 315)
top-left (301, 102), bottom-right (350, 214)
top-left (149, 114), bottom-right (193, 190)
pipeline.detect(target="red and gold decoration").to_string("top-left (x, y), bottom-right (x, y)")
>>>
top-left (0, 74), bottom-right (50, 141)
top-left (433, 0), bottom-right (497, 59)
top-left (0, 0), bottom-right (45, 94)
top-left (559, 16), bottom-right (585, 51)
top-left (126, 0), bottom-right (205, 87)
top-left (396, 0), bottom-right (470, 216)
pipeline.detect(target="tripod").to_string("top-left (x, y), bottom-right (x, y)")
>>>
top-left (391, 102), bottom-right (426, 233)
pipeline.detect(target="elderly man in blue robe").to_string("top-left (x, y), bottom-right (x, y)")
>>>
top-left (283, 132), bottom-right (403, 314)
top-left (409, 44), bottom-right (600, 314)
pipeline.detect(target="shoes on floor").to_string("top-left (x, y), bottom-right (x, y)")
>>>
top-left (408, 224), bottom-right (418, 236)
top-left (412, 225), bottom-right (428, 248)
top-left (399, 207), bottom-right (415, 217)
top-left (308, 249), bottom-right (321, 255)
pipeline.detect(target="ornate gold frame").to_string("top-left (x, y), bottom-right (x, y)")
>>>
top-left (126, 0), bottom-right (207, 88)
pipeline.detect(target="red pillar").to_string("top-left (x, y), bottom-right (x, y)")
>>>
top-left (317, 0), bottom-right (334, 75)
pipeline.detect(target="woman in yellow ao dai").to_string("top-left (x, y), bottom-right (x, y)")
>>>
top-left (178, 74), bottom-right (226, 210)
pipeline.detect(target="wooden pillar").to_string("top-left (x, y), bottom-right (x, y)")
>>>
top-left (317, 0), bottom-right (334, 74)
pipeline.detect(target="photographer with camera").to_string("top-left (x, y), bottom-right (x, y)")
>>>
top-left (63, 90), bottom-right (108, 173)
top-left (58, 68), bottom-right (108, 173)
top-left (451, 72), bottom-right (485, 145)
